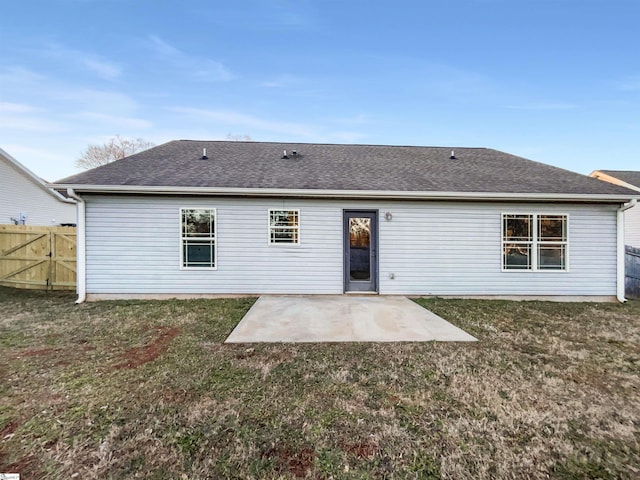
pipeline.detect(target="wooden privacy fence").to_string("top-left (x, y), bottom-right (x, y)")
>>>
top-left (626, 245), bottom-right (640, 299)
top-left (0, 225), bottom-right (76, 290)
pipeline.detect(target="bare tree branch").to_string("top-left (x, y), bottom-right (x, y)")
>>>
top-left (75, 135), bottom-right (155, 170)
top-left (225, 133), bottom-right (252, 141)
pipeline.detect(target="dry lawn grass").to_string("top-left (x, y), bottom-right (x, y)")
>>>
top-left (0, 286), bottom-right (639, 479)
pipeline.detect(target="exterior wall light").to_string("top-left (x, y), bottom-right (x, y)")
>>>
top-left (385, 211), bottom-right (393, 221)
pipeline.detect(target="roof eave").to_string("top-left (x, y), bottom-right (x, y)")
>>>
top-left (49, 184), bottom-right (639, 203)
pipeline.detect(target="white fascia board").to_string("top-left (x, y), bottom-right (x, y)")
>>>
top-left (48, 183), bottom-right (640, 203)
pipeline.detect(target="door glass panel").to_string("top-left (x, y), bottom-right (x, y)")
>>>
top-left (349, 217), bottom-right (370, 281)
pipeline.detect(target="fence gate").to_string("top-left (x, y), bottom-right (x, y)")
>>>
top-left (626, 246), bottom-right (640, 299)
top-left (0, 225), bottom-right (76, 290)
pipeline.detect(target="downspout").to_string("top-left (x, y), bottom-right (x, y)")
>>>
top-left (617, 199), bottom-right (637, 303)
top-left (66, 188), bottom-right (86, 303)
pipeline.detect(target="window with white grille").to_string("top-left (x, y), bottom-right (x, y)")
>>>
top-left (502, 213), bottom-right (567, 271)
top-left (269, 209), bottom-right (300, 245)
top-left (181, 208), bottom-right (216, 268)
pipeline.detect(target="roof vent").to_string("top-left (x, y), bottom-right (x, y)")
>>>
top-left (282, 149), bottom-right (301, 159)
top-left (202, 148), bottom-right (208, 160)
top-left (450, 150), bottom-right (456, 160)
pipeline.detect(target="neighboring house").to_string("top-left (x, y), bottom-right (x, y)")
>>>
top-left (589, 170), bottom-right (640, 248)
top-left (53, 141), bottom-right (639, 302)
top-left (0, 148), bottom-right (76, 226)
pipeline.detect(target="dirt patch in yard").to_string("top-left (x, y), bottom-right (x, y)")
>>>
top-left (19, 347), bottom-right (60, 357)
top-left (10, 343), bottom-right (96, 367)
top-left (341, 440), bottom-right (378, 458)
top-left (113, 326), bottom-right (180, 370)
top-left (0, 419), bottom-right (21, 438)
top-left (261, 444), bottom-right (315, 478)
top-left (0, 453), bottom-right (39, 478)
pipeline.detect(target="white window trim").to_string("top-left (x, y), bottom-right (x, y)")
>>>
top-left (501, 212), bottom-right (569, 272)
top-left (180, 207), bottom-right (218, 270)
top-left (268, 208), bottom-right (300, 246)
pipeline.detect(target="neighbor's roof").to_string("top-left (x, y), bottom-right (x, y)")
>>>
top-left (592, 170), bottom-right (640, 190)
top-left (1, 147), bottom-right (75, 203)
top-left (54, 140), bottom-right (639, 201)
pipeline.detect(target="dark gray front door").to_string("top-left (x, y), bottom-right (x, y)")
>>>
top-left (344, 210), bottom-right (378, 292)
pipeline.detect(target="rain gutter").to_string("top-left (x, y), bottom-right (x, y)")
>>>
top-left (50, 184), bottom-right (638, 204)
top-left (617, 199), bottom-right (637, 303)
top-left (65, 188), bottom-right (86, 304)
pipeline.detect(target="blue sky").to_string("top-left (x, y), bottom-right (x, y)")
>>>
top-left (1, 0), bottom-right (638, 181)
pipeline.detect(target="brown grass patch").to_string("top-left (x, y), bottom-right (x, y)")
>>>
top-left (18, 347), bottom-right (59, 357)
top-left (0, 419), bottom-right (21, 438)
top-left (112, 326), bottom-right (180, 370)
top-left (261, 444), bottom-right (315, 478)
top-left (341, 439), bottom-right (378, 458)
top-left (0, 453), bottom-right (38, 477)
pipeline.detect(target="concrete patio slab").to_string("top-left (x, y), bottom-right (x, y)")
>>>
top-left (225, 295), bottom-right (477, 343)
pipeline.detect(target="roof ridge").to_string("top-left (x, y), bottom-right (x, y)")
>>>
top-left (175, 139), bottom-right (493, 150)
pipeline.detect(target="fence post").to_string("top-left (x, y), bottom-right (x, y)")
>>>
top-left (48, 230), bottom-right (54, 291)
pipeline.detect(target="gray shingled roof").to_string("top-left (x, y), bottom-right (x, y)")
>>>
top-left (596, 170), bottom-right (640, 189)
top-left (55, 140), bottom-right (637, 197)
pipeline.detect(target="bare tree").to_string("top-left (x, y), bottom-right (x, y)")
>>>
top-left (75, 135), bottom-right (155, 170)
top-left (225, 133), bottom-right (252, 141)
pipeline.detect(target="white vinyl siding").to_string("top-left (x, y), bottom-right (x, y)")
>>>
top-left (379, 204), bottom-right (612, 296)
top-left (625, 206), bottom-right (640, 248)
top-left (85, 196), bottom-right (341, 294)
top-left (84, 195), bottom-right (618, 297)
top-left (0, 157), bottom-right (76, 225)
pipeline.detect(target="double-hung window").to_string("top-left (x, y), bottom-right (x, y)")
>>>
top-left (502, 214), bottom-right (567, 271)
top-left (269, 209), bottom-right (300, 244)
top-left (181, 208), bottom-right (216, 268)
